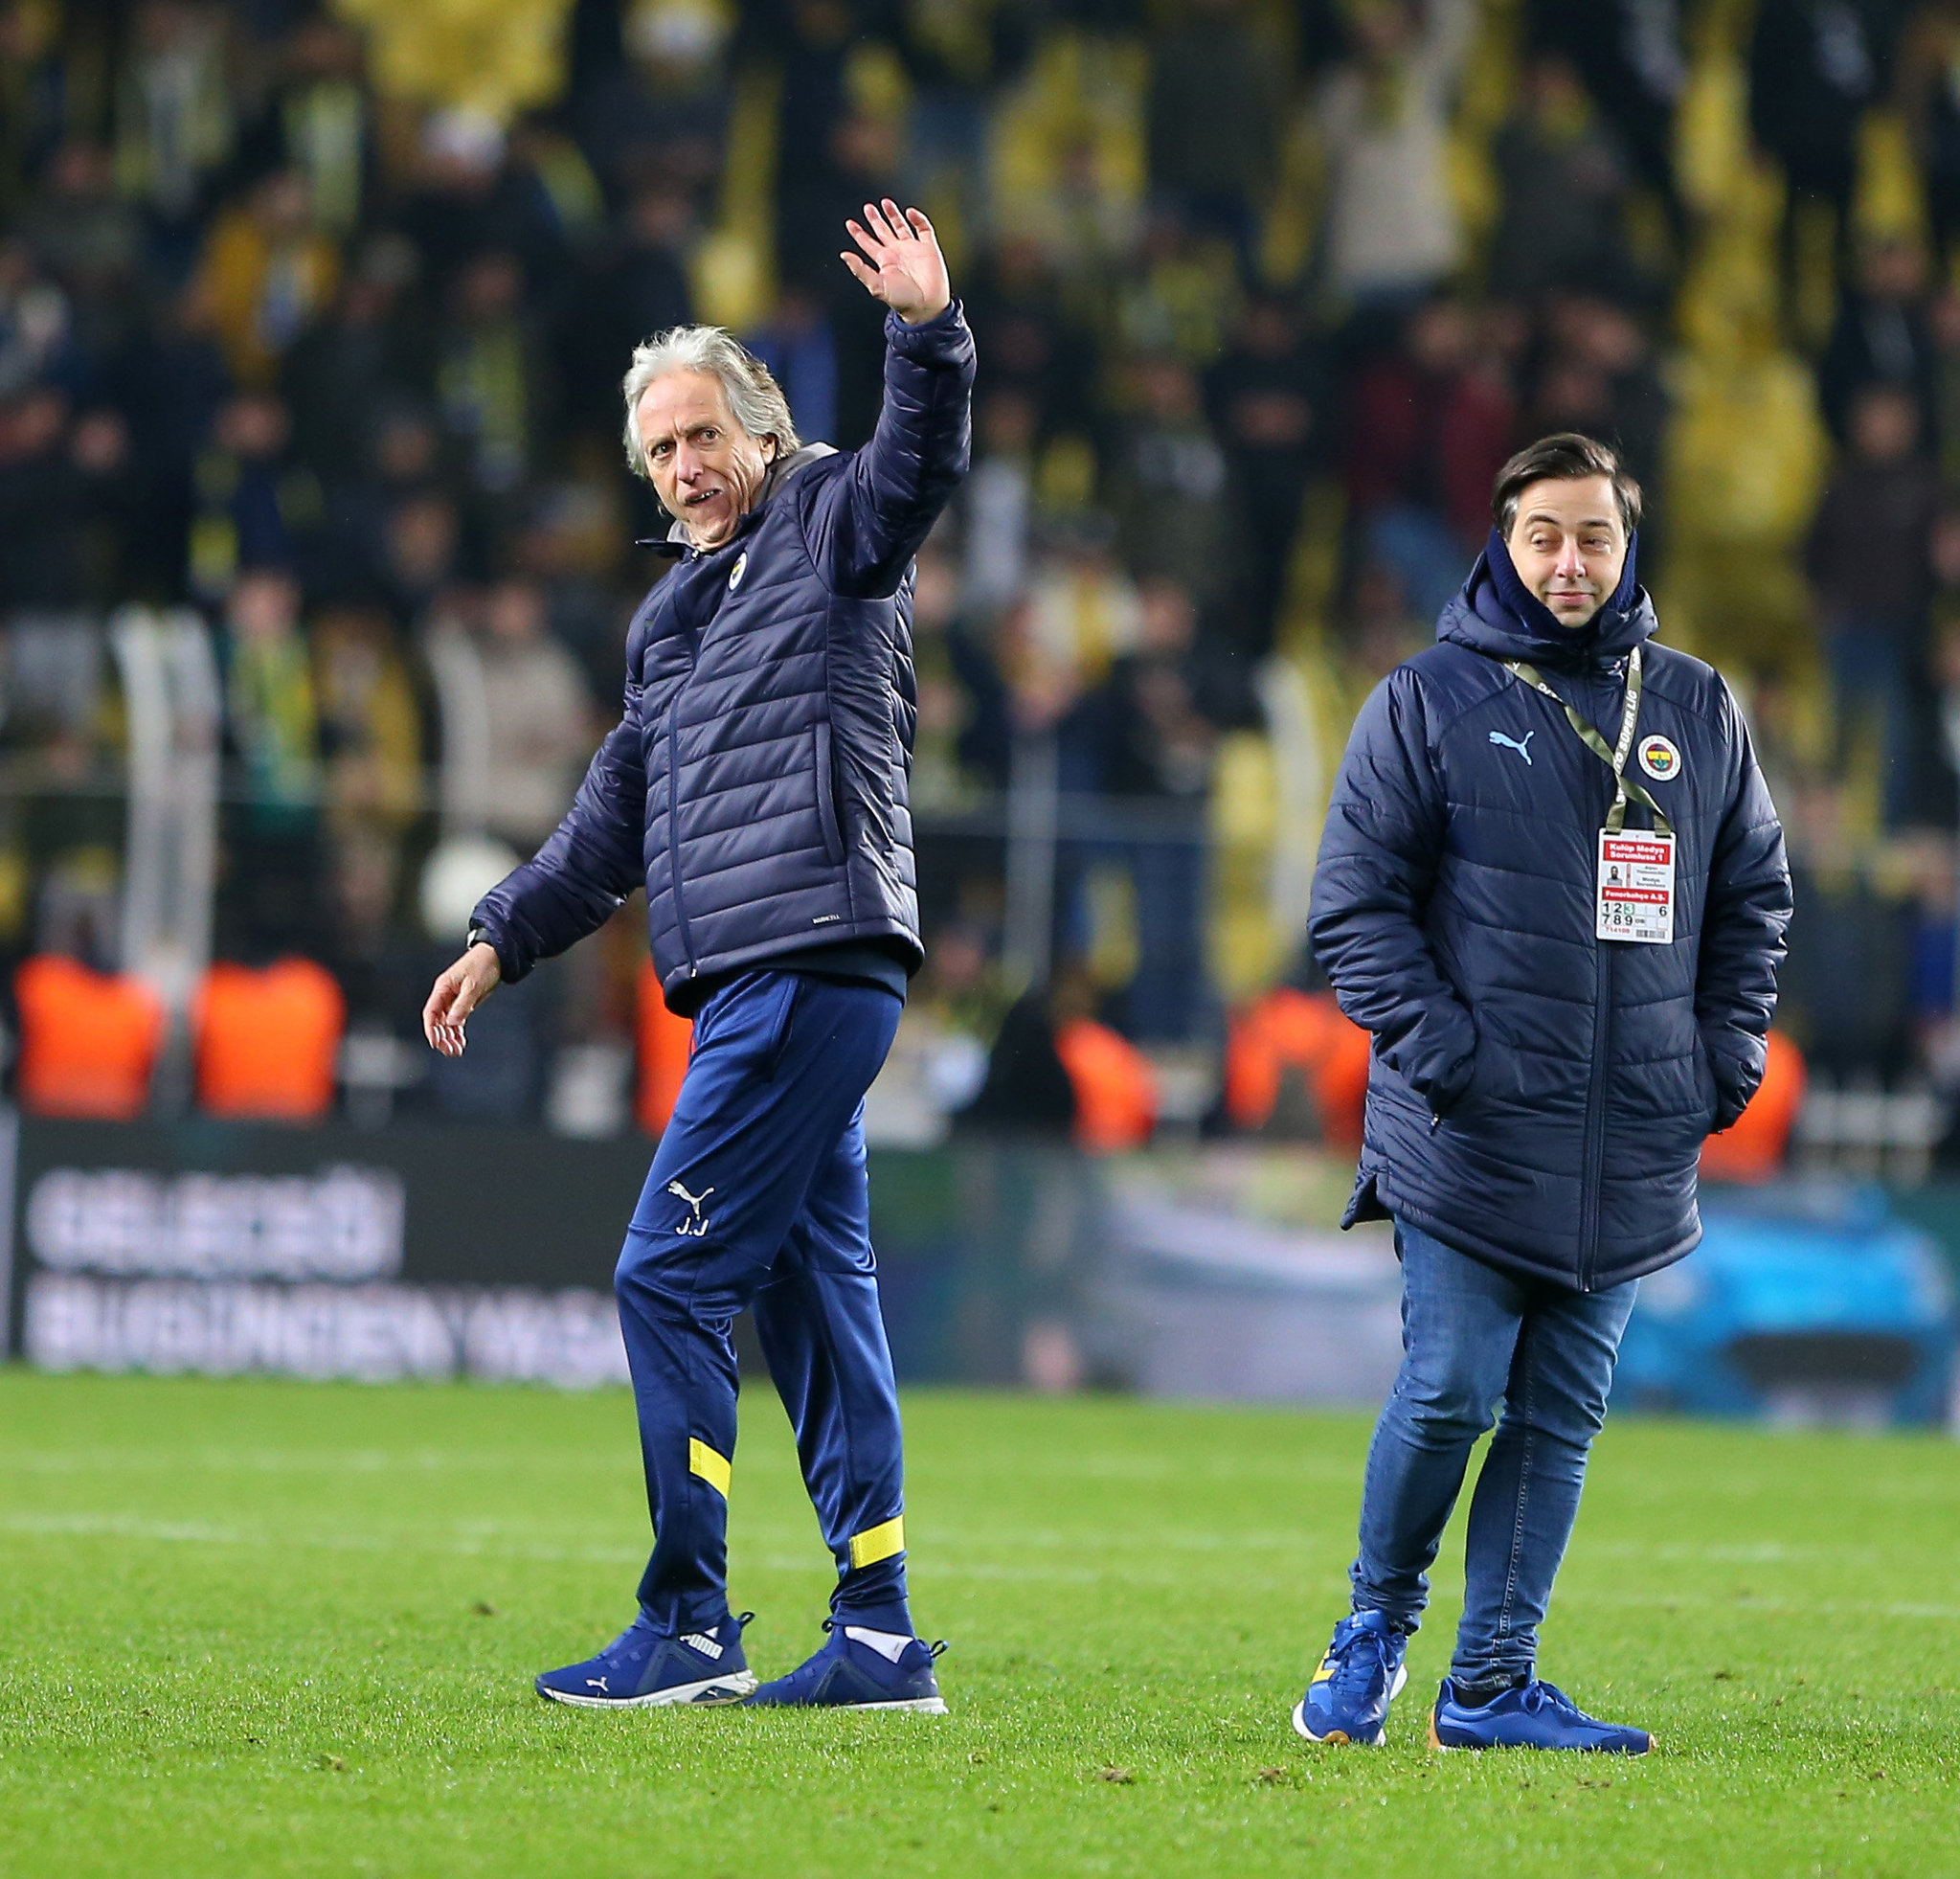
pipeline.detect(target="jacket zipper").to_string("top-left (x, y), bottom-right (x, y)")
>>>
top-left (1575, 664), bottom-right (1623, 1290)
top-left (1576, 940), bottom-right (1612, 1290)
top-left (666, 690), bottom-right (699, 981)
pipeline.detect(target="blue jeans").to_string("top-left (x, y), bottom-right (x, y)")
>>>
top-left (616, 970), bottom-right (910, 1637)
top-left (1350, 1220), bottom-right (1638, 1688)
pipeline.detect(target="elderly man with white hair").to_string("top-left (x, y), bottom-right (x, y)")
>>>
top-left (422, 201), bottom-right (974, 1711)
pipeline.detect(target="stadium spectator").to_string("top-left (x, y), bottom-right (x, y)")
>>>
top-left (1336, 555), bottom-right (1431, 684)
top-left (194, 169), bottom-right (340, 389)
top-left (1346, 299), bottom-right (1518, 624)
top-left (313, 597), bottom-right (423, 955)
top-left (1487, 54), bottom-right (1640, 305)
top-left (1145, 0), bottom-right (1280, 257)
top-left (512, 478), bottom-right (635, 703)
top-left (1108, 352), bottom-right (1228, 607)
top-left (219, 564), bottom-right (325, 959)
top-left (1529, 0), bottom-right (1686, 227)
top-left (1532, 296), bottom-right (1669, 501)
top-left (1749, 0), bottom-right (1894, 319)
top-left (0, 0), bottom-right (67, 215)
top-left (1077, 575), bottom-right (1218, 1040)
top-left (908, 536), bottom-right (996, 811)
top-left (379, 487), bottom-right (462, 624)
top-left (189, 390), bottom-right (315, 602)
top-left (586, 182), bottom-right (696, 416)
top-left (0, 388), bottom-right (84, 609)
top-left (437, 248), bottom-right (550, 496)
top-left (1006, 519), bottom-right (1142, 766)
top-left (14, 142), bottom-right (144, 341)
top-left (1314, 0), bottom-right (1474, 310)
top-left (281, 241), bottom-right (426, 489)
top-left (113, 0), bottom-right (237, 267)
top-left (1900, 0), bottom-right (1960, 270)
top-left (106, 277), bottom-right (232, 598)
top-left (744, 281), bottom-right (839, 450)
top-left (1817, 237), bottom-right (1938, 450)
top-left (474, 576), bottom-right (597, 851)
top-left (961, 233), bottom-right (1098, 440)
top-left (957, 385), bottom-right (1039, 622)
top-left (785, 109), bottom-right (905, 442)
top-left (233, 14), bottom-right (374, 239)
top-left (574, 0), bottom-right (732, 199)
top-left (1807, 382), bottom-right (1942, 825)
top-left (1205, 287), bottom-right (1327, 657)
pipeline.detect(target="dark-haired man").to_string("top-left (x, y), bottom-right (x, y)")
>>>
top-left (1295, 433), bottom-right (1790, 1753)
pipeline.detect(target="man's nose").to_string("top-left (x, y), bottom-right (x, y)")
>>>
top-left (1554, 541), bottom-right (1585, 578)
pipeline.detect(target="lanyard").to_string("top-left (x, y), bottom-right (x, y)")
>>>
top-left (1501, 645), bottom-right (1673, 837)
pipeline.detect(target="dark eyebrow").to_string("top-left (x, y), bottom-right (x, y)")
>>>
top-left (1522, 510), bottom-right (1616, 531)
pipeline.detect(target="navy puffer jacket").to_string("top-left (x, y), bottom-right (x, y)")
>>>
top-left (1309, 533), bottom-right (1791, 1292)
top-left (470, 303), bottom-right (975, 1011)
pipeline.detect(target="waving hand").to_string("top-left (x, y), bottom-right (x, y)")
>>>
top-left (841, 199), bottom-right (952, 325)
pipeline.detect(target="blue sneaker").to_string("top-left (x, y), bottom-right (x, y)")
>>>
top-left (1429, 1677), bottom-right (1653, 1754)
top-left (534, 1611), bottom-right (757, 1708)
top-left (1292, 1609), bottom-right (1410, 1745)
top-left (743, 1620), bottom-right (949, 1711)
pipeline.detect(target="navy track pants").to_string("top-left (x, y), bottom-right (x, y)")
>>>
top-left (615, 968), bottom-right (911, 1636)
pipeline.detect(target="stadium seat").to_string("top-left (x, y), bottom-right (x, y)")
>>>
top-left (1224, 986), bottom-right (1371, 1150)
top-left (14, 955), bottom-right (167, 1120)
top-left (636, 961), bottom-right (694, 1134)
top-left (1053, 1016), bottom-right (1158, 1153)
top-left (193, 959), bottom-right (346, 1120)
top-left (1700, 1028), bottom-right (1807, 1181)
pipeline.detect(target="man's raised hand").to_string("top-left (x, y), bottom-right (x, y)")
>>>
top-left (840, 199), bottom-right (951, 325)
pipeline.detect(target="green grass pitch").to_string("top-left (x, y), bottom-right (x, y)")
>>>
top-left (2, 1370), bottom-right (1956, 1877)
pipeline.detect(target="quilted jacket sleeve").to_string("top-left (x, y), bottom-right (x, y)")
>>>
top-left (1695, 685), bottom-right (1792, 1130)
top-left (1309, 668), bottom-right (1479, 1113)
top-left (808, 302), bottom-right (975, 598)
top-left (468, 690), bottom-right (646, 985)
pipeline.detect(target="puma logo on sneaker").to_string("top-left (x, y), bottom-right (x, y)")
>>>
top-left (536, 1612), bottom-right (757, 1708)
top-left (1489, 730), bottom-right (1535, 764)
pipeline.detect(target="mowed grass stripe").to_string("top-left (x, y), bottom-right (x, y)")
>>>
top-left (0, 1371), bottom-right (1954, 1878)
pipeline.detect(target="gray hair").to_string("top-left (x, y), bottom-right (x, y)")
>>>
top-left (620, 325), bottom-right (801, 481)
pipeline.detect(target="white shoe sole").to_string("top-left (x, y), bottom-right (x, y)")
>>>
top-left (1292, 1664), bottom-right (1408, 1746)
top-left (839, 1695), bottom-right (948, 1713)
top-left (539, 1669), bottom-right (758, 1708)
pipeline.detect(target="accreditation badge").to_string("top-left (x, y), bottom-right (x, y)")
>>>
top-left (1596, 828), bottom-right (1676, 945)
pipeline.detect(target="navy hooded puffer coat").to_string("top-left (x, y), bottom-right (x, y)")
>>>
top-left (1308, 532), bottom-right (1791, 1293)
top-left (468, 302), bottom-right (975, 1013)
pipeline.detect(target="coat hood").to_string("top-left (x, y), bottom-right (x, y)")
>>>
top-left (1436, 529), bottom-right (1656, 670)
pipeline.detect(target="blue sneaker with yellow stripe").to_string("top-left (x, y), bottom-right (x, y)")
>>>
top-left (744, 1620), bottom-right (948, 1711)
top-left (1429, 1677), bottom-right (1653, 1754)
top-left (534, 1610), bottom-right (756, 1708)
top-left (1293, 1609), bottom-right (1409, 1745)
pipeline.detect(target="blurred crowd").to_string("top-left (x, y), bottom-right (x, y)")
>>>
top-left (10, 0), bottom-right (1960, 1133)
